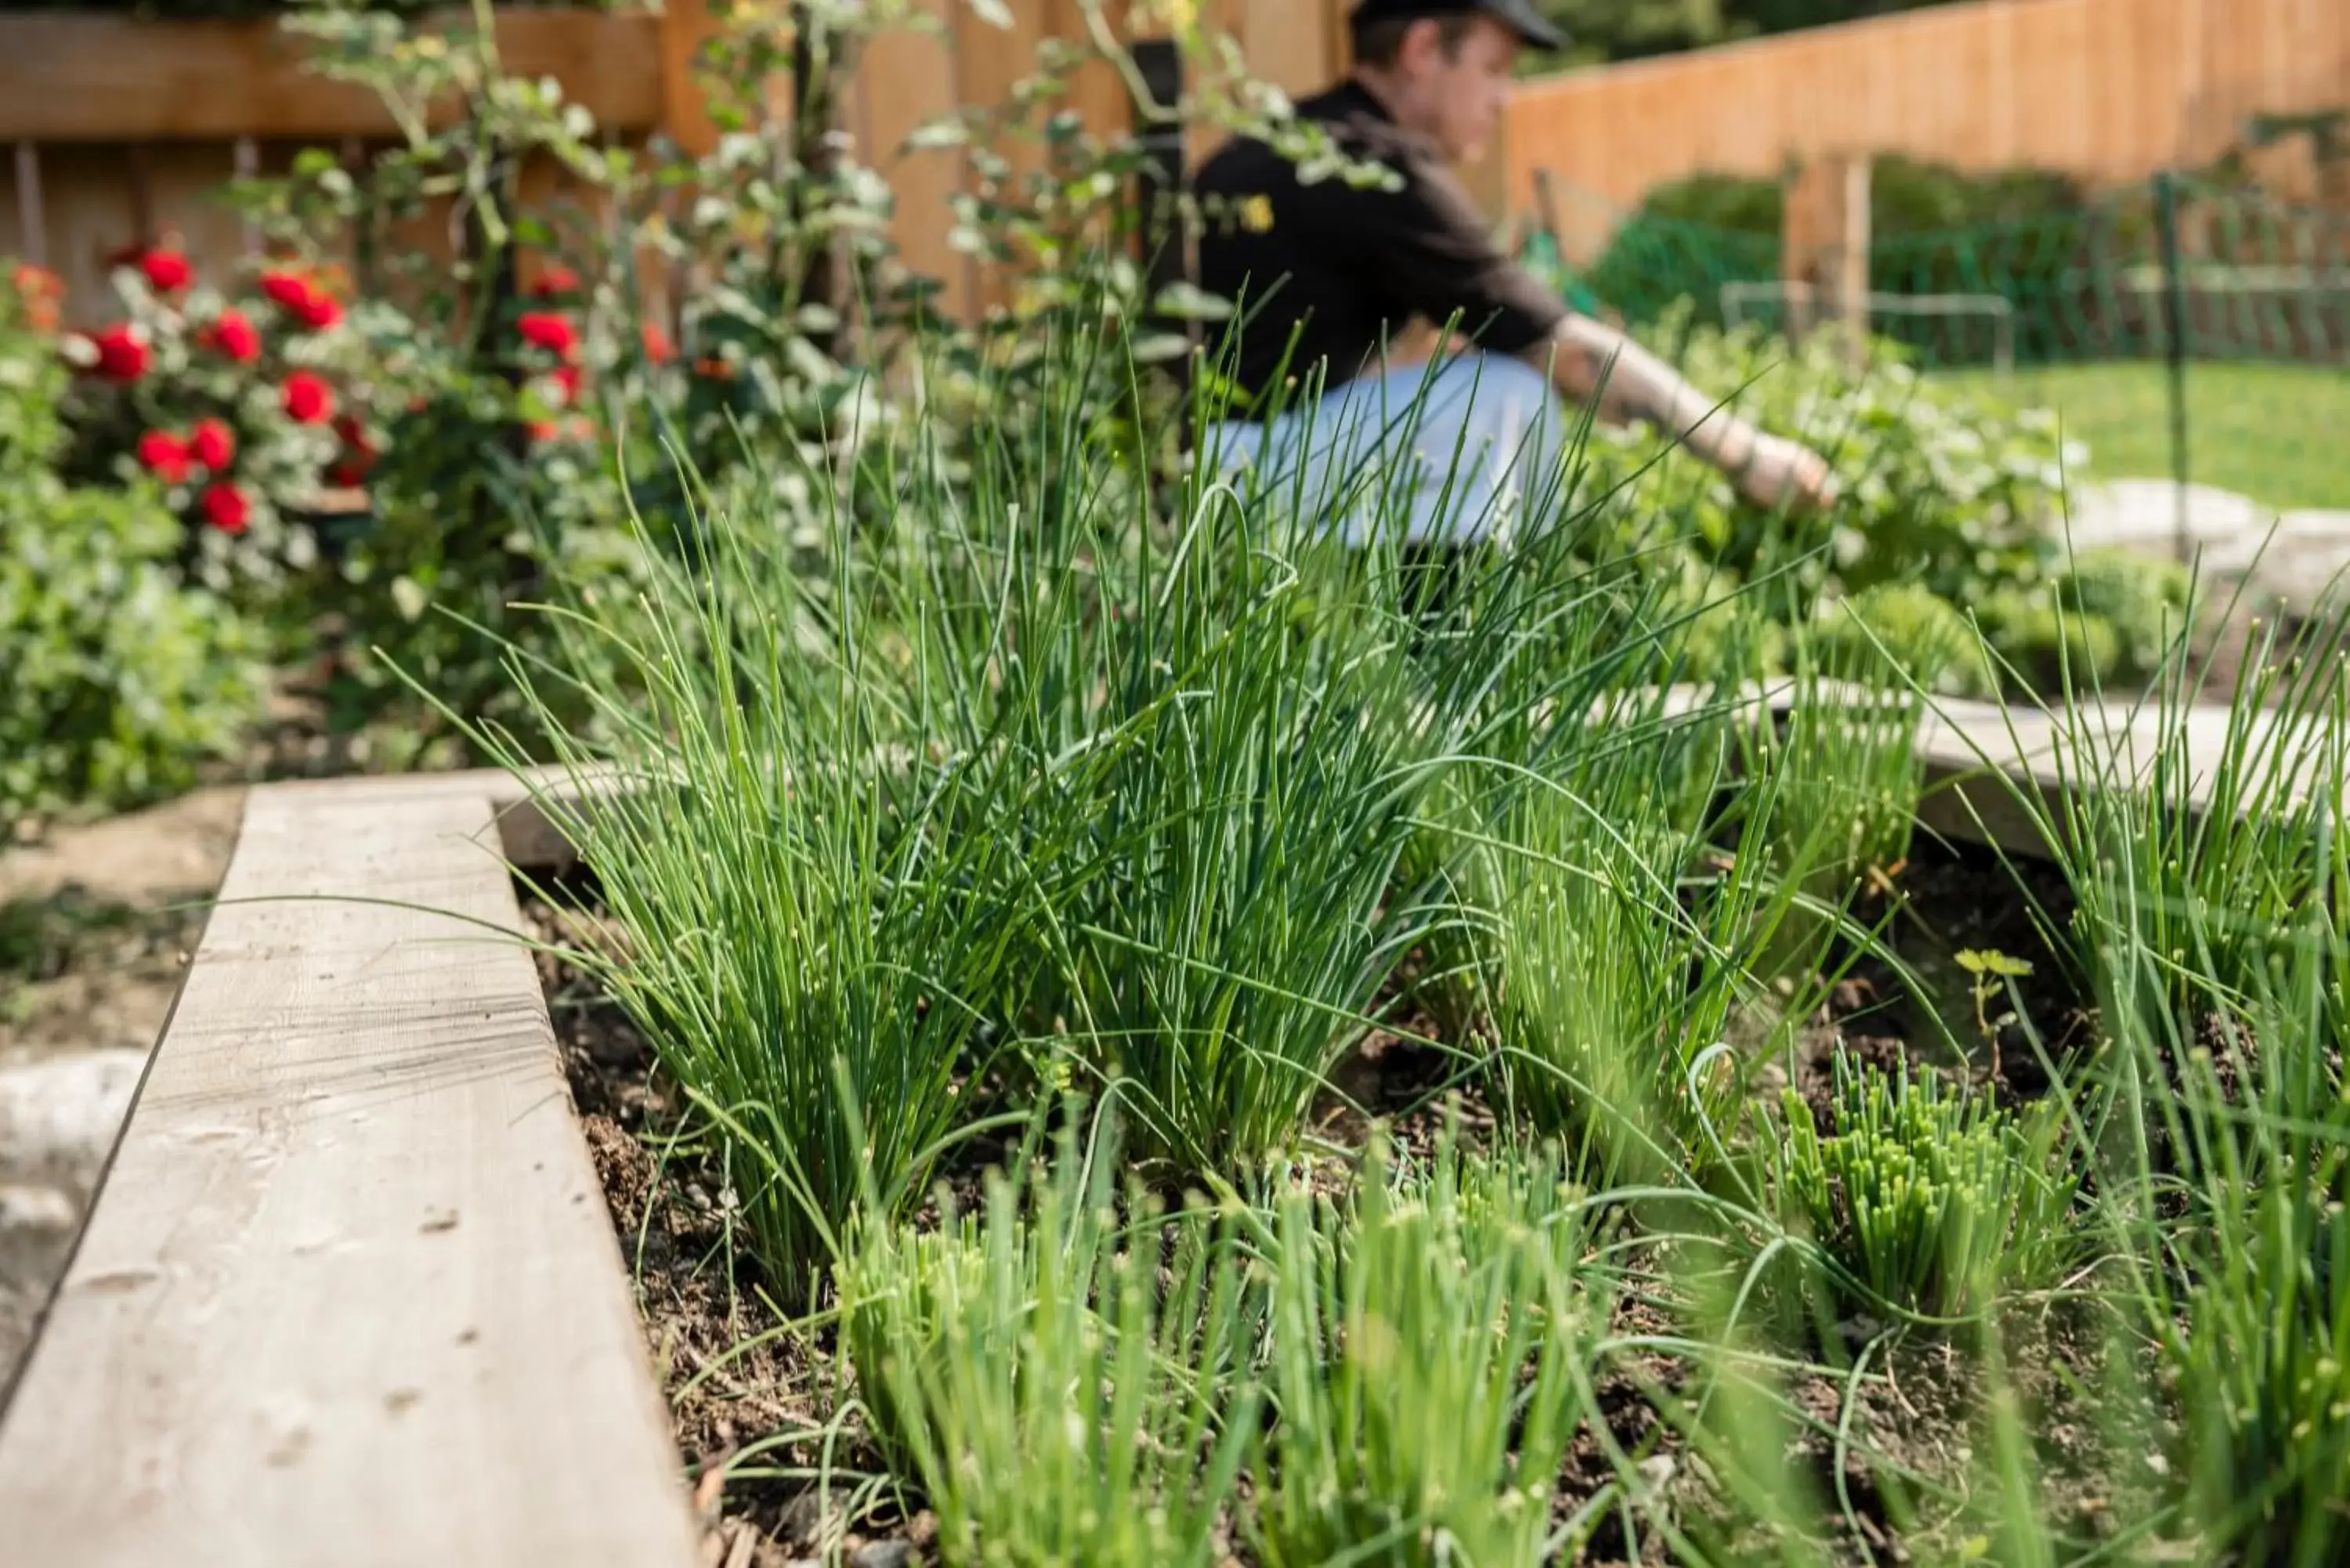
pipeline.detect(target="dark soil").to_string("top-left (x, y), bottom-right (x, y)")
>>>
top-left (1796, 834), bottom-right (2091, 1120)
top-left (527, 883), bottom-right (931, 1568)
top-left (527, 833), bottom-right (2119, 1568)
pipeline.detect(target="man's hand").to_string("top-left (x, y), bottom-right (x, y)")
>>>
top-left (1525, 316), bottom-right (1840, 511)
top-left (1736, 433), bottom-right (1838, 515)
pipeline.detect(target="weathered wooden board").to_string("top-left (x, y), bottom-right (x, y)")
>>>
top-left (259, 762), bottom-right (617, 871)
top-left (1625, 684), bottom-right (2331, 860)
top-left (1914, 694), bottom-right (2340, 855)
top-left (0, 9), bottom-right (667, 143)
top-left (0, 784), bottom-right (696, 1568)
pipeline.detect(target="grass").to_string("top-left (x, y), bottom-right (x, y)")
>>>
top-left (1938, 359), bottom-right (2350, 511)
top-left (499, 302), bottom-right (2350, 1565)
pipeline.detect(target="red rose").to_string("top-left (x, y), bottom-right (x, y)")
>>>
top-left (137, 430), bottom-right (191, 484)
top-left (282, 370), bottom-right (334, 425)
top-left (551, 363), bottom-right (584, 406)
top-left (89, 323), bottom-right (149, 381)
top-left (640, 321), bottom-right (674, 363)
top-left (329, 413), bottom-right (376, 484)
top-left (202, 308), bottom-right (261, 363)
top-left (262, 270), bottom-right (341, 331)
top-left (530, 265), bottom-right (580, 298)
top-left (526, 420), bottom-right (562, 444)
top-left (200, 483), bottom-right (251, 535)
top-left (293, 291), bottom-right (342, 331)
top-left (517, 312), bottom-right (576, 357)
top-left (190, 417), bottom-right (237, 471)
top-left (259, 271), bottom-right (310, 310)
top-left (139, 248), bottom-right (193, 293)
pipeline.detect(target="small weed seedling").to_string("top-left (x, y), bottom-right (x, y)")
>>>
top-left (1954, 945), bottom-right (2035, 1082)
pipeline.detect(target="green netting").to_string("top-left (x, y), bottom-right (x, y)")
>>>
top-left (1517, 170), bottom-right (2350, 509)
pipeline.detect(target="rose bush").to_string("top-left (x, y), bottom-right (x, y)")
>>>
top-left (16, 0), bottom-right (1345, 783)
top-left (0, 269), bottom-right (266, 839)
top-left (51, 244), bottom-right (389, 610)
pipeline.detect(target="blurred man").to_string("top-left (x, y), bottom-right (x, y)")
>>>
top-left (1191, 0), bottom-right (1835, 551)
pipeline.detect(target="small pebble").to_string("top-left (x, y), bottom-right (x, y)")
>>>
top-left (851, 1543), bottom-right (913, 1568)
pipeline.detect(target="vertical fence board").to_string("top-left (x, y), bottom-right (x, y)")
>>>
top-left (851, 0), bottom-right (974, 324)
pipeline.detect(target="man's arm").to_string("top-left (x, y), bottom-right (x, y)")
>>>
top-left (1519, 315), bottom-right (1837, 512)
top-left (1329, 138), bottom-right (1833, 511)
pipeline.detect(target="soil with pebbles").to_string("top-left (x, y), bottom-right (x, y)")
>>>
top-left (530, 836), bottom-right (2141, 1566)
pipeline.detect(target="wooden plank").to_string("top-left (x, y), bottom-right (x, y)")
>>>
top-left (0, 785), bottom-right (696, 1568)
top-left (259, 763), bottom-right (612, 871)
top-left (656, 0), bottom-right (721, 157)
top-left (0, 9), bottom-right (665, 143)
top-left (1913, 696), bottom-right (2342, 857)
top-left (0, 140), bottom-right (278, 324)
top-left (844, 0), bottom-right (974, 322)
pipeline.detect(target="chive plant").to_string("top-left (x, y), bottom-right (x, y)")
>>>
top-left (1491, 714), bottom-right (1776, 1186)
top-left (1249, 1133), bottom-right (1598, 1568)
top-left (967, 345), bottom-right (1686, 1172)
top-left (2021, 580), bottom-right (2350, 1061)
top-left (1004, 490), bottom-right (1455, 1169)
top-left (1383, 533), bottom-right (1708, 1052)
top-left (1744, 645), bottom-right (1930, 988)
top-left (2145, 823), bottom-right (2350, 1563)
top-left (1767, 1050), bottom-right (2075, 1321)
top-left (496, 480), bottom-right (1064, 1299)
top-left (835, 1120), bottom-right (1259, 1568)
top-left (1970, 575), bottom-right (2350, 1558)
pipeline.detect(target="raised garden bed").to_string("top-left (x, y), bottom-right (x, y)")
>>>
top-left (523, 828), bottom-right (2104, 1565)
top-left (6, 671), bottom-right (2335, 1564)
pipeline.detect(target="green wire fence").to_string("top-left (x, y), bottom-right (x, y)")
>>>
top-left (1521, 170), bottom-right (2350, 511)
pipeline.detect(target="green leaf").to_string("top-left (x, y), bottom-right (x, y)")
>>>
top-left (1150, 281), bottom-right (1234, 323)
top-left (389, 576), bottom-right (428, 624)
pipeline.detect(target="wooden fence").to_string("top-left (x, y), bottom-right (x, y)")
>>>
top-left (16, 0), bottom-right (2345, 320)
top-left (0, 0), bottom-right (1355, 323)
top-left (1503, 0), bottom-right (2350, 262)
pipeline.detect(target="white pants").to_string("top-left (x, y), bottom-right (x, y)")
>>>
top-left (1194, 352), bottom-right (1573, 549)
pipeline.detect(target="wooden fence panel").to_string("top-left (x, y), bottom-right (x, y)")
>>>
top-left (1505, 0), bottom-right (2350, 261)
top-left (0, 142), bottom-right (296, 322)
top-left (0, 10), bottom-right (664, 143)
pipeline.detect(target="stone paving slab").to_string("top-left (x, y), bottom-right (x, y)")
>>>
top-left (2063, 479), bottom-right (2350, 610)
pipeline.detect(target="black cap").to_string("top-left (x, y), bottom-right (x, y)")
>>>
top-left (1349, 0), bottom-right (1567, 52)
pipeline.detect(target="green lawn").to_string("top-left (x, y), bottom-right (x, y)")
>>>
top-left (1937, 360), bottom-right (2350, 511)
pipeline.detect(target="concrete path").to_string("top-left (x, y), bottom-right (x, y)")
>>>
top-left (2065, 479), bottom-right (2350, 610)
